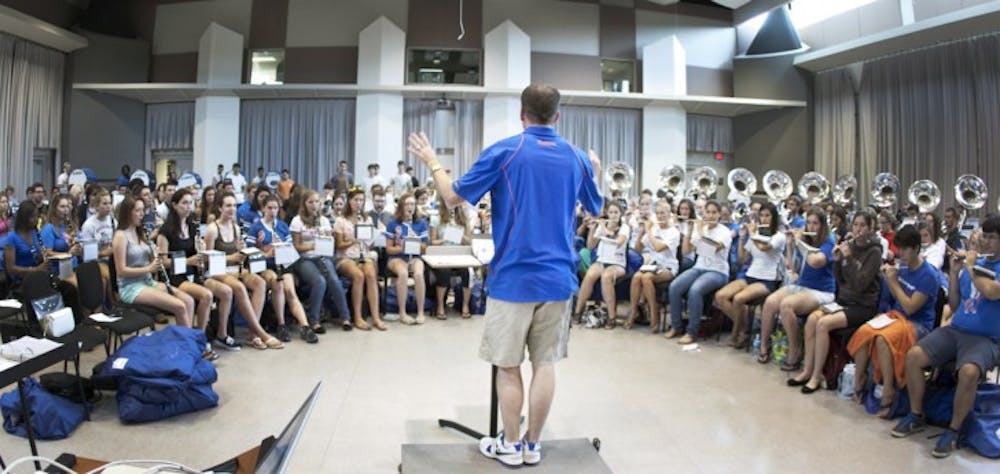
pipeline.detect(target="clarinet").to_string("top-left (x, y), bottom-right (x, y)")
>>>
top-left (34, 231), bottom-right (58, 289)
top-left (193, 218), bottom-right (206, 283)
top-left (144, 228), bottom-right (175, 296)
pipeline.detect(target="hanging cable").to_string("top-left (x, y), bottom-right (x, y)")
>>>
top-left (457, 0), bottom-right (466, 41)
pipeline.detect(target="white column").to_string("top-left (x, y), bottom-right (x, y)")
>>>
top-left (192, 23), bottom-right (243, 179)
top-left (641, 35), bottom-right (687, 192)
top-left (482, 20), bottom-right (530, 148)
top-left (355, 17), bottom-right (405, 177)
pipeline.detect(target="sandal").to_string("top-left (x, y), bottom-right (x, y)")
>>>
top-left (435, 311), bottom-right (447, 320)
top-left (247, 337), bottom-right (268, 350)
top-left (732, 335), bottom-right (750, 350)
top-left (756, 349), bottom-right (771, 364)
top-left (877, 401), bottom-right (895, 419)
top-left (264, 336), bottom-right (284, 349)
top-left (460, 311), bottom-right (471, 319)
top-left (353, 319), bottom-right (371, 331)
top-left (604, 318), bottom-right (616, 329)
top-left (779, 358), bottom-right (802, 372)
top-left (373, 320), bottom-right (388, 331)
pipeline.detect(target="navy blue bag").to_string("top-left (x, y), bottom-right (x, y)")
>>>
top-left (963, 383), bottom-right (1000, 458)
top-left (1, 377), bottom-right (85, 439)
top-left (453, 280), bottom-right (488, 315)
top-left (864, 384), bottom-right (910, 420)
top-left (385, 286), bottom-right (433, 314)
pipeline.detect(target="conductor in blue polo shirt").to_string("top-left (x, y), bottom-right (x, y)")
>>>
top-left (408, 84), bottom-right (603, 468)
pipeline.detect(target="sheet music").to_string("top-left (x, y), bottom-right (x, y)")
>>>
top-left (0, 336), bottom-right (61, 362)
top-left (171, 251), bottom-right (186, 275)
top-left (0, 299), bottom-right (22, 309)
top-left (201, 250), bottom-right (226, 277)
top-left (866, 314), bottom-right (896, 330)
top-left (81, 239), bottom-right (98, 262)
top-left (89, 313), bottom-right (122, 323)
top-left (472, 237), bottom-right (494, 264)
top-left (403, 237), bottom-right (423, 256)
top-left (314, 236), bottom-right (335, 257)
top-left (596, 237), bottom-right (625, 266)
top-left (274, 243), bottom-right (299, 266)
top-left (442, 225), bottom-right (464, 245)
top-left (355, 224), bottom-right (374, 242)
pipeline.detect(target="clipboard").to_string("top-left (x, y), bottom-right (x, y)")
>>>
top-left (596, 237), bottom-right (625, 266)
top-left (200, 250), bottom-right (226, 277)
top-left (243, 249), bottom-right (266, 274)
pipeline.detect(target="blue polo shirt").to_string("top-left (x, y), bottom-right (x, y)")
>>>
top-left (952, 258), bottom-right (1000, 342)
top-left (41, 223), bottom-right (78, 269)
top-left (453, 126), bottom-right (603, 302)
top-left (246, 219), bottom-right (292, 267)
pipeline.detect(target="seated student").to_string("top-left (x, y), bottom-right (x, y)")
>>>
top-left (157, 188), bottom-right (229, 334)
top-left (205, 192), bottom-right (282, 350)
top-left (246, 194), bottom-right (319, 343)
top-left (758, 208), bottom-right (836, 369)
top-left (573, 201), bottom-right (631, 328)
top-left (333, 188), bottom-right (386, 330)
top-left (237, 186), bottom-right (269, 230)
top-left (847, 225), bottom-right (938, 417)
top-left (111, 196), bottom-right (195, 327)
top-left (199, 186), bottom-right (217, 225)
top-left (40, 194), bottom-right (82, 288)
top-left (674, 198), bottom-right (697, 272)
top-left (878, 210), bottom-right (899, 262)
top-left (919, 217), bottom-right (947, 270)
top-left (789, 210), bottom-right (882, 393)
top-left (428, 194), bottom-right (473, 320)
top-left (290, 189), bottom-right (353, 332)
top-left (386, 192), bottom-right (430, 324)
top-left (4, 202), bottom-right (54, 286)
top-left (784, 195), bottom-right (806, 229)
top-left (666, 200), bottom-right (732, 345)
top-left (78, 189), bottom-right (116, 300)
top-left (625, 200), bottom-right (679, 331)
top-left (715, 202), bottom-right (786, 349)
top-left (892, 215), bottom-right (1000, 458)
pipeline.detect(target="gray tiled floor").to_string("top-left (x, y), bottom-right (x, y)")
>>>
top-left (0, 314), bottom-right (995, 473)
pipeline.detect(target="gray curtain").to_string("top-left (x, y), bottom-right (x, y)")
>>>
top-left (814, 68), bottom-right (856, 182)
top-left (858, 33), bottom-right (1000, 212)
top-left (454, 100), bottom-right (483, 177)
top-left (0, 33), bottom-right (65, 193)
top-left (239, 99), bottom-right (356, 191)
top-left (556, 105), bottom-right (641, 192)
top-left (145, 102), bottom-right (195, 162)
top-left (402, 99), bottom-right (438, 184)
top-left (687, 114), bottom-right (732, 153)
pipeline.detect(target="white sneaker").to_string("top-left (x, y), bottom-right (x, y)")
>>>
top-left (478, 433), bottom-right (523, 467)
top-left (522, 438), bottom-right (541, 465)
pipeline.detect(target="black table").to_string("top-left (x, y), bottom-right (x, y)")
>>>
top-left (0, 341), bottom-right (84, 471)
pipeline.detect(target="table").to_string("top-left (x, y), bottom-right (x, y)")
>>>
top-left (0, 341), bottom-right (83, 471)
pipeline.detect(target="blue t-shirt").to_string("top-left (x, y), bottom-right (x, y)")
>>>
top-left (5, 231), bottom-right (42, 281)
top-left (796, 236), bottom-right (836, 294)
top-left (726, 222), bottom-right (740, 274)
top-left (237, 202), bottom-right (261, 228)
top-left (452, 126), bottom-right (603, 302)
top-left (386, 219), bottom-right (430, 261)
top-left (951, 258), bottom-right (1000, 342)
top-left (246, 219), bottom-right (292, 267)
top-left (886, 260), bottom-right (939, 332)
top-left (41, 223), bottom-right (78, 269)
top-left (789, 215), bottom-right (805, 229)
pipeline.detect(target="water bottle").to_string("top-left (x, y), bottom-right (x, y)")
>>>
top-left (838, 363), bottom-right (856, 399)
top-left (751, 334), bottom-right (761, 357)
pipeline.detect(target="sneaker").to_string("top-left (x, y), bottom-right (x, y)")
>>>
top-left (415, 314), bottom-right (426, 324)
top-left (400, 315), bottom-right (417, 325)
top-left (213, 336), bottom-right (242, 352)
top-left (340, 319), bottom-right (353, 331)
top-left (478, 433), bottom-right (523, 467)
top-left (312, 324), bottom-right (327, 335)
top-left (201, 349), bottom-right (220, 361)
top-left (300, 326), bottom-right (319, 344)
top-left (276, 325), bottom-right (292, 342)
top-left (932, 429), bottom-right (959, 458)
top-left (891, 413), bottom-right (927, 438)
top-left (521, 438), bottom-right (541, 465)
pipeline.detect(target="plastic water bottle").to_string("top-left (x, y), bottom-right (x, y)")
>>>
top-left (751, 334), bottom-right (761, 356)
top-left (838, 363), bottom-right (856, 399)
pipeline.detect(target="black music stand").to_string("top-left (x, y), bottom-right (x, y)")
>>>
top-left (437, 365), bottom-right (500, 440)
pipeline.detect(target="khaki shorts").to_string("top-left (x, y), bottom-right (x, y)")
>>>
top-left (479, 298), bottom-right (571, 367)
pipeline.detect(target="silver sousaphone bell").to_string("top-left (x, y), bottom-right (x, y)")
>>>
top-left (870, 172), bottom-right (900, 208)
top-left (605, 162), bottom-right (635, 193)
top-left (907, 179), bottom-right (941, 213)
top-left (798, 172), bottom-right (830, 204)
top-left (763, 170), bottom-right (793, 204)
top-left (658, 165), bottom-right (686, 198)
top-left (832, 175), bottom-right (858, 209)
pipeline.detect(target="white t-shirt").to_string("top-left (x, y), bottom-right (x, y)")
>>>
top-left (79, 213), bottom-right (116, 250)
top-left (677, 222), bottom-right (696, 261)
top-left (691, 223), bottom-right (732, 275)
top-left (56, 172), bottom-right (69, 186)
top-left (595, 222), bottom-right (631, 266)
top-left (391, 173), bottom-right (411, 195)
top-left (642, 224), bottom-right (680, 275)
top-left (226, 172), bottom-right (247, 192)
top-left (744, 232), bottom-right (787, 281)
top-left (289, 215), bottom-right (332, 258)
top-left (156, 201), bottom-right (169, 221)
top-left (362, 174), bottom-right (387, 194)
top-left (921, 238), bottom-right (946, 270)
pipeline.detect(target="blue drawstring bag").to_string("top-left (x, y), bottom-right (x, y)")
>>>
top-left (1, 377), bottom-right (85, 439)
top-left (453, 280), bottom-right (488, 315)
top-left (385, 286), bottom-right (433, 314)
